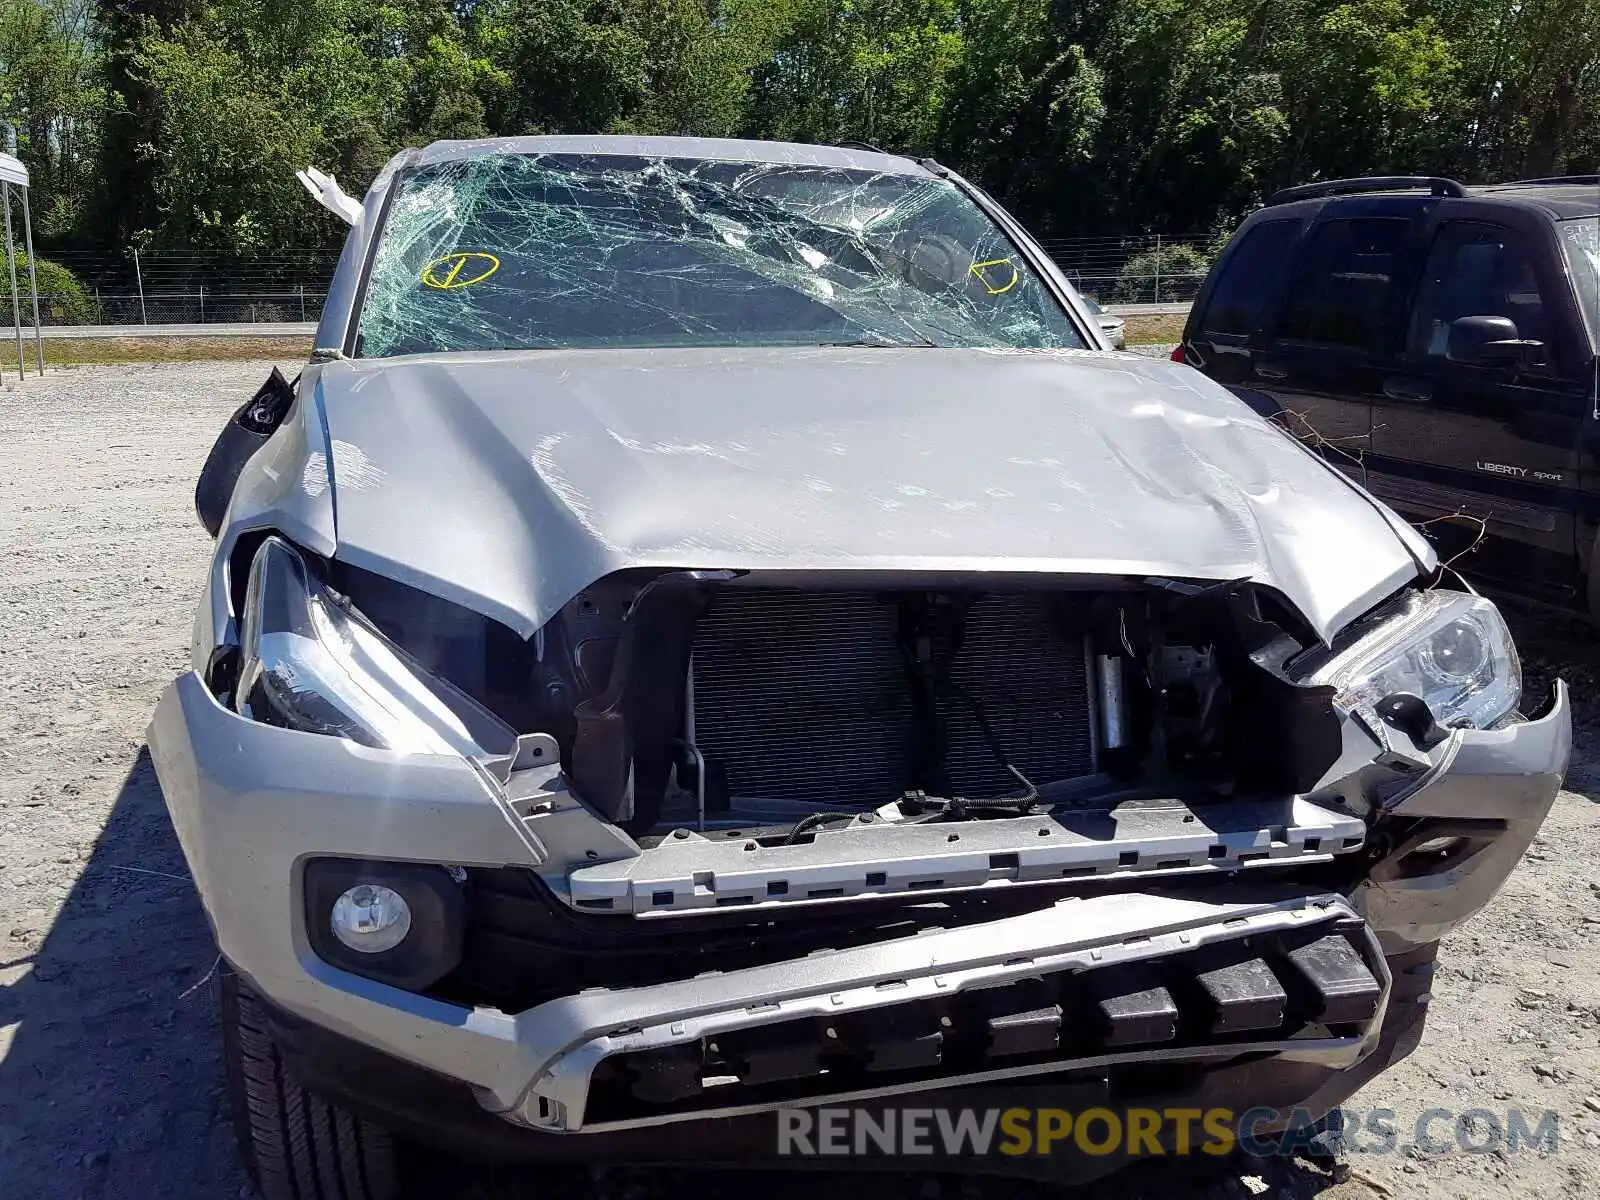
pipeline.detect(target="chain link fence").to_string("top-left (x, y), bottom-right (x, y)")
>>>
top-left (1035, 233), bottom-right (1213, 305)
top-left (10, 248), bottom-right (340, 326)
top-left (11, 236), bottom-right (1209, 327)
top-left (75, 288), bottom-right (328, 325)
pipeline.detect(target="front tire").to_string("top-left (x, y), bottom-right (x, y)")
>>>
top-left (220, 967), bottom-right (400, 1200)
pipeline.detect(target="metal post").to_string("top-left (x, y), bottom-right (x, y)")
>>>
top-left (198, 285), bottom-right (204, 323)
top-left (133, 248), bottom-right (147, 324)
top-left (3, 182), bottom-right (23, 381)
top-left (20, 185), bottom-right (42, 375)
top-left (298, 285), bottom-right (305, 322)
top-left (1153, 233), bottom-right (1163, 305)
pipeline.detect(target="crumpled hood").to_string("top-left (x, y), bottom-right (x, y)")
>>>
top-left (308, 346), bottom-right (1431, 642)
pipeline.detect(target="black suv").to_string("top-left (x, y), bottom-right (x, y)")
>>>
top-left (1180, 176), bottom-right (1600, 613)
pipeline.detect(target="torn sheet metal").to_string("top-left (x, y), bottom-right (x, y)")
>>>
top-left (301, 345), bottom-right (1432, 643)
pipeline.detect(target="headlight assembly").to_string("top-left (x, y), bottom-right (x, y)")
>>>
top-left (1306, 590), bottom-right (1521, 732)
top-left (234, 536), bottom-right (517, 776)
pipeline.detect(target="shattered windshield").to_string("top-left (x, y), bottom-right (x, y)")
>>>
top-left (353, 154), bottom-right (1086, 356)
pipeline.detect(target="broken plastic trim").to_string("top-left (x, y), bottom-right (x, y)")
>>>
top-left (561, 794), bottom-right (1366, 914)
top-left (235, 536), bottom-right (518, 777)
top-left (297, 165), bottom-right (363, 226)
top-left (508, 891), bottom-right (1386, 1132)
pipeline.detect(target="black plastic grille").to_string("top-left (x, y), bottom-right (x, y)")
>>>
top-left (587, 924), bottom-right (1382, 1123)
top-left (432, 868), bottom-right (1060, 1011)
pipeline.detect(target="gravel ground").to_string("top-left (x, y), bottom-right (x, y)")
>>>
top-left (1, 361), bottom-right (1597, 1200)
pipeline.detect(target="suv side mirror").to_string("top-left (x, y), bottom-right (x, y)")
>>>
top-left (1446, 315), bottom-right (1544, 366)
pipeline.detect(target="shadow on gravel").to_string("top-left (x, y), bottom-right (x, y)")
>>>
top-left (0, 748), bottom-right (247, 1200)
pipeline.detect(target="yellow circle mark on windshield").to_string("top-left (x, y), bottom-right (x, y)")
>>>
top-left (421, 252), bottom-right (501, 290)
top-left (970, 258), bottom-right (1019, 295)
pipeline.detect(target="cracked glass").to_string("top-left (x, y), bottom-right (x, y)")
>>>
top-left (354, 154), bottom-right (1086, 357)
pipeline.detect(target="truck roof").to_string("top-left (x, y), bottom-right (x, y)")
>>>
top-left (406, 134), bottom-right (935, 179)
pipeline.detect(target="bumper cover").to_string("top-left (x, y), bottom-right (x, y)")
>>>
top-left (262, 941), bottom-right (1440, 1180)
top-left (149, 672), bottom-right (1568, 1146)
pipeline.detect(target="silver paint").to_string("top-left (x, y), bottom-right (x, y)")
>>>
top-left (269, 345), bottom-right (1432, 644)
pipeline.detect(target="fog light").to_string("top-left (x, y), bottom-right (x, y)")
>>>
top-left (305, 859), bottom-right (465, 991)
top-left (330, 884), bottom-right (412, 953)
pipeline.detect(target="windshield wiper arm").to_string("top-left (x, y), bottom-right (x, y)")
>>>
top-left (816, 335), bottom-right (941, 348)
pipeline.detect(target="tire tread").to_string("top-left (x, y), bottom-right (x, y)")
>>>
top-left (221, 968), bottom-right (398, 1200)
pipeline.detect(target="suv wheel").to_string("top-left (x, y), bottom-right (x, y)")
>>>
top-left (220, 966), bottom-right (401, 1200)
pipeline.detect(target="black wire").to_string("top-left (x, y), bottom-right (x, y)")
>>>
top-left (898, 606), bottom-right (1040, 817)
top-left (894, 607), bottom-right (949, 795)
top-left (782, 810), bottom-right (862, 845)
top-left (782, 597), bottom-right (1041, 846)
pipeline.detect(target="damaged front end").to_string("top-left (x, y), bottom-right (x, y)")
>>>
top-left (498, 567), bottom-right (1368, 901)
top-left (158, 519), bottom-right (1567, 1151)
top-left (150, 135), bottom-right (1567, 1170)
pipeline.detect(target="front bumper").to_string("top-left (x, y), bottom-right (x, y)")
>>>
top-left (261, 940), bottom-right (1440, 1180)
top-left (148, 671), bottom-right (1569, 1154)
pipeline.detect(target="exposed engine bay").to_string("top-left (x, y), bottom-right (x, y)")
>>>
top-left (332, 564), bottom-right (1342, 839)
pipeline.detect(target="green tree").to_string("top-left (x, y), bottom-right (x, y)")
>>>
top-left (1274, 0), bottom-right (1464, 182)
top-left (0, 0), bottom-right (104, 236)
top-left (2, 250), bottom-right (96, 321)
top-left (937, 0), bottom-right (1105, 235)
top-left (475, 0), bottom-right (652, 134)
top-left (1443, 0), bottom-right (1600, 178)
top-left (748, 0), bottom-right (964, 153)
top-left (0, 0), bottom-right (1586, 255)
top-left (1108, 242), bottom-right (1208, 302)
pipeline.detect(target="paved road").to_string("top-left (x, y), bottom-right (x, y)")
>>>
top-left (11, 321), bottom-right (319, 341)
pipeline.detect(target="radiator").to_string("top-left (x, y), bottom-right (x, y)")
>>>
top-left (690, 591), bottom-right (910, 808)
top-left (936, 592), bottom-right (1095, 796)
top-left (689, 589), bottom-right (1095, 808)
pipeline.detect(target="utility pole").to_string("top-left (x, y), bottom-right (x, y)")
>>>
top-left (134, 248), bottom-right (147, 324)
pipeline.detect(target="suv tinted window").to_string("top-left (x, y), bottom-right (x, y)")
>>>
top-left (1277, 217), bottom-right (1412, 350)
top-left (1408, 222), bottom-right (1549, 358)
top-left (1560, 217), bottom-right (1599, 348)
top-left (1200, 219), bottom-right (1300, 336)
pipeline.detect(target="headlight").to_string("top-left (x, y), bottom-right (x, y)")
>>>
top-left (234, 536), bottom-right (517, 776)
top-left (1306, 590), bottom-right (1521, 731)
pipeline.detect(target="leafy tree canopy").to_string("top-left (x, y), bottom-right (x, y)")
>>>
top-left (0, 0), bottom-right (1592, 251)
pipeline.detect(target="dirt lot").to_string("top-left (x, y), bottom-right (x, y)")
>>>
top-left (1, 361), bottom-right (1597, 1200)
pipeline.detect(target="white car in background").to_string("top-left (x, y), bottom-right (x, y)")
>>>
top-left (1083, 294), bottom-right (1127, 348)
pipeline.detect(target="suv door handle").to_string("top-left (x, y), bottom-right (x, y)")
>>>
top-left (1382, 379), bottom-right (1432, 403)
top-left (1254, 363), bottom-right (1288, 381)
